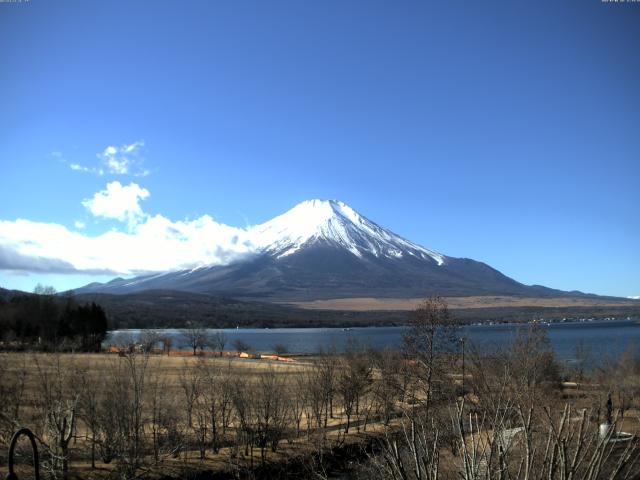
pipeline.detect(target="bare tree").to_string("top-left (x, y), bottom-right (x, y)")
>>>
top-left (404, 296), bottom-right (457, 415)
top-left (112, 332), bottom-right (136, 353)
top-left (138, 329), bottom-right (161, 353)
top-left (193, 385), bottom-right (209, 460)
top-left (233, 339), bottom-right (252, 354)
top-left (211, 330), bottom-right (227, 356)
top-left (217, 360), bottom-right (235, 437)
top-left (158, 334), bottom-right (173, 356)
top-left (304, 364), bottom-right (329, 431)
top-left (273, 343), bottom-right (288, 356)
top-left (317, 350), bottom-right (338, 424)
top-left (254, 368), bottom-right (290, 464)
top-left (452, 400), bottom-right (640, 480)
top-left (230, 377), bottom-right (254, 461)
top-left (78, 370), bottom-right (101, 469)
top-left (34, 283), bottom-right (57, 296)
top-left (574, 340), bottom-right (593, 382)
top-left (375, 394), bottom-right (640, 480)
top-left (597, 344), bottom-right (640, 421)
top-left (508, 325), bottom-right (561, 408)
top-left (291, 376), bottom-right (306, 438)
top-left (147, 366), bottom-right (169, 464)
top-left (34, 354), bottom-right (78, 480)
top-left (199, 360), bottom-right (221, 454)
top-left (94, 380), bottom-right (120, 464)
top-left (337, 350), bottom-right (372, 433)
top-left (125, 352), bottom-right (149, 475)
top-left (198, 358), bottom-right (234, 454)
top-left (372, 349), bottom-right (403, 426)
top-left (182, 323), bottom-right (208, 356)
top-left (104, 351), bottom-right (150, 478)
top-left (179, 359), bottom-right (202, 431)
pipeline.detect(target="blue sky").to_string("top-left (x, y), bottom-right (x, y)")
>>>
top-left (0, 0), bottom-right (638, 297)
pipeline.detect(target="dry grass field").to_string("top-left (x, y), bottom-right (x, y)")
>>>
top-left (0, 350), bottom-right (402, 479)
top-left (288, 295), bottom-right (640, 311)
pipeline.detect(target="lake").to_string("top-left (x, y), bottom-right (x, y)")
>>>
top-left (106, 318), bottom-right (640, 362)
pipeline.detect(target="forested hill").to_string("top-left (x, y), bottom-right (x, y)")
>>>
top-left (75, 289), bottom-right (640, 329)
top-left (72, 289), bottom-right (405, 329)
top-left (0, 287), bottom-right (108, 350)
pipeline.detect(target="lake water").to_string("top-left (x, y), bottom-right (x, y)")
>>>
top-left (106, 318), bottom-right (640, 362)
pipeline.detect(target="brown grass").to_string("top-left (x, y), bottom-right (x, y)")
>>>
top-left (0, 352), bottom-right (382, 478)
top-left (287, 295), bottom-right (638, 311)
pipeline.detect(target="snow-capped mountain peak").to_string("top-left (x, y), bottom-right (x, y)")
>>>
top-left (249, 199), bottom-right (445, 265)
top-left (73, 199), bottom-right (570, 300)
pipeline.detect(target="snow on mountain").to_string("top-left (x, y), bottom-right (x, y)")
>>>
top-left (248, 199), bottom-right (445, 265)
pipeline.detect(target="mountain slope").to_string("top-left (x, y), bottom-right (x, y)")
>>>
top-left (251, 199), bottom-right (445, 264)
top-left (74, 199), bottom-right (586, 301)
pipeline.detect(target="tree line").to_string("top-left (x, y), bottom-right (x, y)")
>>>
top-left (0, 285), bottom-right (108, 351)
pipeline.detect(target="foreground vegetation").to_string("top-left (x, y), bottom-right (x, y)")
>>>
top-left (1, 297), bottom-right (640, 479)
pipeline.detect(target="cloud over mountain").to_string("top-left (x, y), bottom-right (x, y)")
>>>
top-left (82, 181), bottom-right (150, 229)
top-left (0, 183), bottom-right (254, 276)
top-left (0, 244), bottom-right (90, 274)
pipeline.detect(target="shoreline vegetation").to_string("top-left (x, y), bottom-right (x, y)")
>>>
top-left (2, 286), bottom-right (640, 334)
top-left (71, 291), bottom-right (640, 329)
top-left (2, 297), bottom-right (640, 479)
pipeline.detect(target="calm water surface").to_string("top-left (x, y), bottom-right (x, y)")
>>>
top-left (107, 319), bottom-right (640, 361)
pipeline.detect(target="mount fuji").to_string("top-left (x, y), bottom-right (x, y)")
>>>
top-left (74, 199), bottom-right (576, 301)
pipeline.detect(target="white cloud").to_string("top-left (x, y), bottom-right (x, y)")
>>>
top-left (0, 183), bottom-right (255, 276)
top-left (65, 140), bottom-right (148, 176)
top-left (98, 140), bottom-right (148, 176)
top-left (74, 221), bottom-right (86, 230)
top-left (70, 163), bottom-right (96, 173)
top-left (0, 215), bottom-right (254, 276)
top-left (82, 181), bottom-right (150, 228)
